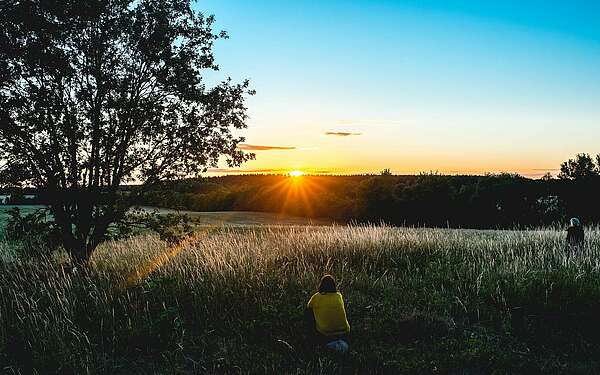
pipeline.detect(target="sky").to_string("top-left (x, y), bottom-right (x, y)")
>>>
top-left (197, 0), bottom-right (600, 177)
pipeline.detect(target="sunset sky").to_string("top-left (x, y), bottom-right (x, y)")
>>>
top-left (199, 1), bottom-right (600, 177)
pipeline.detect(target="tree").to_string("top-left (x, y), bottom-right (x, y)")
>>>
top-left (355, 176), bottom-right (397, 222)
top-left (558, 153), bottom-right (599, 180)
top-left (0, 0), bottom-right (254, 264)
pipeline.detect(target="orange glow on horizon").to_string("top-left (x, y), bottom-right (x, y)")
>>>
top-left (288, 170), bottom-right (305, 177)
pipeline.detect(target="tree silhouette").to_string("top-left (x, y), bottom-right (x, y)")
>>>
top-left (0, 0), bottom-right (254, 264)
top-left (558, 153), bottom-right (599, 180)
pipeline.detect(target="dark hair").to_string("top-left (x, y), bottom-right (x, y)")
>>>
top-left (318, 274), bottom-right (337, 293)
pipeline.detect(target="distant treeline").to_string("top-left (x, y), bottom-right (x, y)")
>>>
top-left (7, 154), bottom-right (600, 229)
top-left (134, 173), bottom-right (600, 228)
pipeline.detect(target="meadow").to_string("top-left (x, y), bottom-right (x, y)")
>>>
top-left (0, 206), bottom-right (329, 233)
top-left (2, 225), bottom-right (600, 374)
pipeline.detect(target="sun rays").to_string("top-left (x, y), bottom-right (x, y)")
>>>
top-left (257, 173), bottom-right (325, 218)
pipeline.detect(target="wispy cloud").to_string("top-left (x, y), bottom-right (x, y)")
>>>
top-left (325, 132), bottom-right (362, 137)
top-left (236, 144), bottom-right (296, 151)
top-left (337, 119), bottom-right (402, 126)
top-left (207, 168), bottom-right (333, 175)
top-left (207, 168), bottom-right (288, 174)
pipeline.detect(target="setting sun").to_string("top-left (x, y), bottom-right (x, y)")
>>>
top-left (288, 170), bottom-right (305, 177)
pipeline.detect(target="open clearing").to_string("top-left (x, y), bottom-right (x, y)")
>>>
top-left (136, 206), bottom-right (333, 226)
top-left (0, 206), bottom-right (331, 237)
top-left (0, 206), bottom-right (329, 226)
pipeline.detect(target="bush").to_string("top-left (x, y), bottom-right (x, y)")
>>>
top-left (3, 207), bottom-right (60, 258)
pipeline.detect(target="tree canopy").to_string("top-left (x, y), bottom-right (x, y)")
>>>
top-left (558, 153), bottom-right (600, 180)
top-left (0, 0), bottom-right (254, 263)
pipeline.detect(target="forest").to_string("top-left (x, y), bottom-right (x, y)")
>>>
top-left (4, 153), bottom-right (600, 229)
top-left (133, 157), bottom-right (600, 229)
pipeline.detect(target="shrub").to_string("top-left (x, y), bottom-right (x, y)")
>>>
top-left (3, 207), bottom-right (60, 258)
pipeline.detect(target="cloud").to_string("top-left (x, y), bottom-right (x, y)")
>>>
top-left (325, 132), bottom-right (362, 137)
top-left (236, 144), bottom-right (296, 151)
top-left (207, 168), bottom-right (288, 174)
top-left (337, 119), bottom-right (402, 126)
top-left (206, 168), bottom-right (333, 175)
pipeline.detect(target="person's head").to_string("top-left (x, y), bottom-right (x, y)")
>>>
top-left (570, 217), bottom-right (581, 227)
top-left (318, 274), bottom-right (338, 293)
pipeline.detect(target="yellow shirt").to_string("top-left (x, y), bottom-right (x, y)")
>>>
top-left (307, 292), bottom-right (350, 336)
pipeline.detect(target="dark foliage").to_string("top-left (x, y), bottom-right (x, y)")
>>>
top-left (135, 168), bottom-right (600, 228)
top-left (559, 153), bottom-right (600, 180)
top-left (0, 0), bottom-right (253, 264)
top-left (2, 207), bottom-right (60, 257)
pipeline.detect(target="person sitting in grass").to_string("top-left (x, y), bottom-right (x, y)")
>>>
top-left (306, 274), bottom-right (351, 353)
top-left (566, 217), bottom-right (585, 254)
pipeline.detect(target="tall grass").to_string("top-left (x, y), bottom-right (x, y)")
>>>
top-left (2, 226), bottom-right (600, 374)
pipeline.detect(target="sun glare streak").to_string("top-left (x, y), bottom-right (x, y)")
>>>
top-left (122, 226), bottom-right (216, 289)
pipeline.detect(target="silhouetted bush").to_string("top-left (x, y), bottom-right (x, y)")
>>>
top-left (3, 207), bottom-right (60, 257)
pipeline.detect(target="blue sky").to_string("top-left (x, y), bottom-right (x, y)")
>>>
top-left (197, 0), bottom-right (600, 176)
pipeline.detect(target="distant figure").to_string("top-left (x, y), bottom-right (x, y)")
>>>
top-left (566, 217), bottom-right (585, 254)
top-left (306, 275), bottom-right (351, 353)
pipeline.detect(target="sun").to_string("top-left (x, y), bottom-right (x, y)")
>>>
top-left (288, 170), bottom-right (305, 177)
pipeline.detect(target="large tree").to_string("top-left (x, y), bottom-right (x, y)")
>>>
top-left (0, 0), bottom-right (254, 264)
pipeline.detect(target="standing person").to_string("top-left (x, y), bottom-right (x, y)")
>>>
top-left (306, 275), bottom-right (351, 353)
top-left (566, 217), bottom-right (585, 254)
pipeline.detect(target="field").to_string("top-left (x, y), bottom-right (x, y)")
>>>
top-left (136, 206), bottom-right (333, 226)
top-left (0, 206), bottom-right (330, 239)
top-left (2, 225), bottom-right (600, 374)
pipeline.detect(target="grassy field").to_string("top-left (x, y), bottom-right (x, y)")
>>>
top-left (136, 206), bottom-right (333, 226)
top-left (2, 225), bottom-right (600, 374)
top-left (0, 206), bottom-right (330, 236)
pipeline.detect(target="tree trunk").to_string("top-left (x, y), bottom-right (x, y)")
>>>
top-left (49, 195), bottom-right (96, 267)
